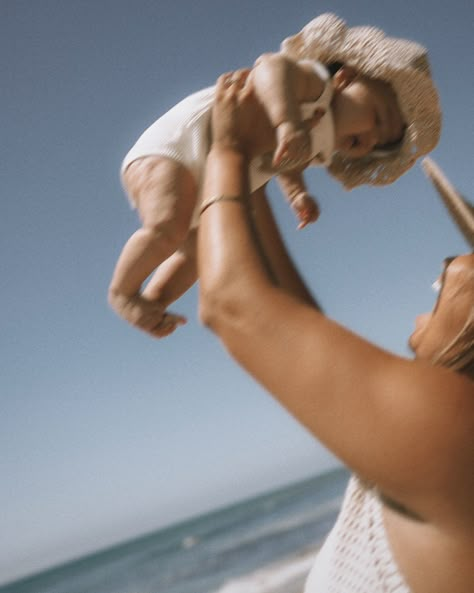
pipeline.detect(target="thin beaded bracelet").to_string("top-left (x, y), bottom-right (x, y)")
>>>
top-left (200, 194), bottom-right (247, 216)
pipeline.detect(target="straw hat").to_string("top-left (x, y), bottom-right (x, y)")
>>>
top-left (280, 13), bottom-right (442, 189)
top-left (422, 158), bottom-right (474, 249)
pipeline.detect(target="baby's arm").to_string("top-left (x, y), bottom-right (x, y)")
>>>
top-left (276, 167), bottom-right (320, 229)
top-left (251, 53), bottom-right (326, 168)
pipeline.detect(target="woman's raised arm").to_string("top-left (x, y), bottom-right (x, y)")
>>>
top-left (197, 72), bottom-right (474, 530)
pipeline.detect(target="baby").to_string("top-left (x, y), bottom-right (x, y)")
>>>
top-left (109, 13), bottom-right (441, 338)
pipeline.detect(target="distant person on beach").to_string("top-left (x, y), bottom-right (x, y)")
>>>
top-left (109, 13), bottom-right (439, 339)
top-left (196, 17), bottom-right (474, 593)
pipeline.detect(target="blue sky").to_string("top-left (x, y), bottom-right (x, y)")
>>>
top-left (1, 0), bottom-right (472, 584)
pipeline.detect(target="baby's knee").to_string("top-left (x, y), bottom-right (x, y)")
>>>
top-left (128, 158), bottom-right (196, 240)
top-left (142, 215), bottom-right (189, 250)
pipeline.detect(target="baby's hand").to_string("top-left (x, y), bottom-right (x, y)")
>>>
top-left (110, 293), bottom-right (186, 338)
top-left (290, 192), bottom-right (320, 229)
top-left (273, 121), bottom-right (311, 170)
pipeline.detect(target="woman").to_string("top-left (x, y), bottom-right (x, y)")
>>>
top-left (197, 71), bottom-right (474, 592)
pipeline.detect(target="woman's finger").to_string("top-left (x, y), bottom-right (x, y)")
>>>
top-left (215, 72), bottom-right (233, 97)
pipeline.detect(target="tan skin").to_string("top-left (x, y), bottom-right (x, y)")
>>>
top-left (198, 72), bottom-right (474, 592)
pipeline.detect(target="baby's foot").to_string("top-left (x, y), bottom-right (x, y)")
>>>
top-left (109, 292), bottom-right (186, 338)
top-left (150, 310), bottom-right (187, 339)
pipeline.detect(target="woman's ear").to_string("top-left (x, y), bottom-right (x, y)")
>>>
top-left (332, 65), bottom-right (359, 91)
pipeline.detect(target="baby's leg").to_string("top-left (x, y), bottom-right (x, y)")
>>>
top-left (137, 229), bottom-right (198, 338)
top-left (142, 228), bottom-right (198, 306)
top-left (109, 156), bottom-right (197, 336)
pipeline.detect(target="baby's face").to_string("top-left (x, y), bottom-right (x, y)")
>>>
top-left (331, 71), bottom-right (405, 159)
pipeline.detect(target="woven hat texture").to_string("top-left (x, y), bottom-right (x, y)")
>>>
top-left (281, 13), bottom-right (442, 188)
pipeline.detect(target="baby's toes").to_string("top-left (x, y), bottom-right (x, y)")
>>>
top-left (151, 312), bottom-right (187, 339)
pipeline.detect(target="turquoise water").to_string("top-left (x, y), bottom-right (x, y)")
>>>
top-left (1, 468), bottom-right (349, 593)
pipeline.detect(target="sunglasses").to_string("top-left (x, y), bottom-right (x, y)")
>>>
top-left (431, 256), bottom-right (458, 313)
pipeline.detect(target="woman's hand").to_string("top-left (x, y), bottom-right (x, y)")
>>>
top-left (211, 69), bottom-right (264, 156)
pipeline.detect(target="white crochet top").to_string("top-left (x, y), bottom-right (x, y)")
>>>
top-left (304, 475), bottom-right (411, 593)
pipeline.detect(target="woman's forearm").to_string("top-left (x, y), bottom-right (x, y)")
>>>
top-left (198, 147), bottom-right (320, 327)
top-left (198, 148), bottom-right (274, 329)
top-left (251, 187), bottom-right (322, 309)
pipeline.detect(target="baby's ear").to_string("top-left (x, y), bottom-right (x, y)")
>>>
top-left (332, 66), bottom-right (358, 91)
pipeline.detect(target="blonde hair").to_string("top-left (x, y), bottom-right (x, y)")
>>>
top-left (432, 309), bottom-right (474, 378)
top-left (431, 264), bottom-right (474, 378)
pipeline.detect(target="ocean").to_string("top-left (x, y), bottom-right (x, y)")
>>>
top-left (1, 467), bottom-right (350, 593)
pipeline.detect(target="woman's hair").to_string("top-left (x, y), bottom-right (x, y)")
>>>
top-left (433, 310), bottom-right (474, 378)
top-left (432, 263), bottom-right (474, 378)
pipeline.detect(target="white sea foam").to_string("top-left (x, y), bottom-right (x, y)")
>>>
top-left (213, 545), bottom-right (321, 593)
top-left (181, 535), bottom-right (199, 549)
